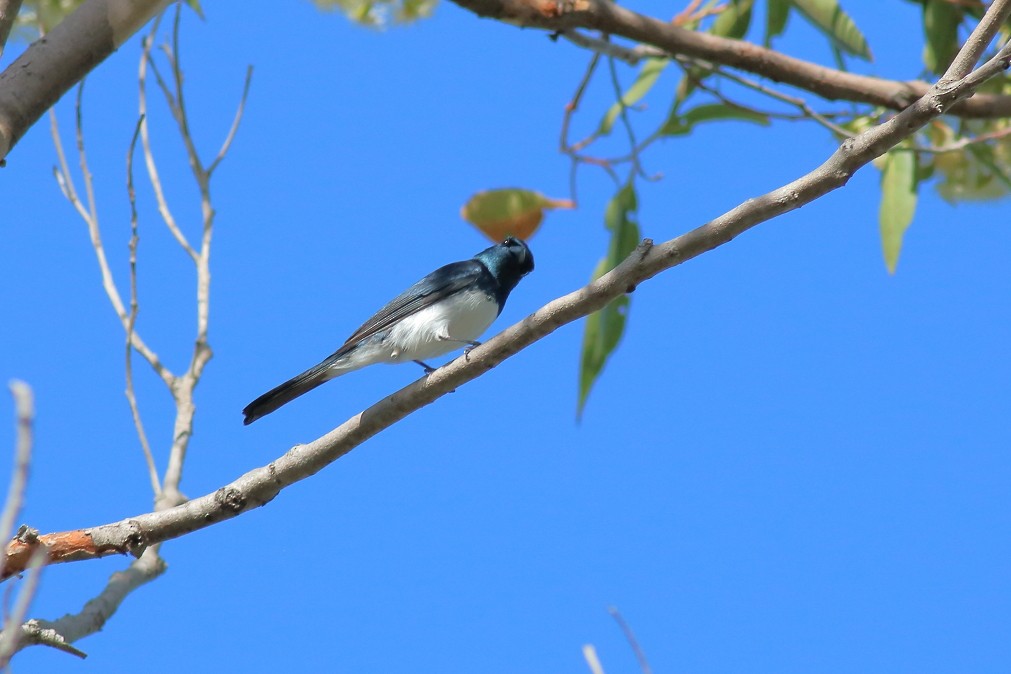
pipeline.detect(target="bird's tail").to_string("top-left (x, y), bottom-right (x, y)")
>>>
top-left (242, 359), bottom-right (337, 425)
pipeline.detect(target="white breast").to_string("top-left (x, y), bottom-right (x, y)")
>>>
top-left (385, 288), bottom-right (499, 362)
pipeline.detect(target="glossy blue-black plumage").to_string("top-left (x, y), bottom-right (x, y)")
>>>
top-left (242, 237), bottom-right (533, 424)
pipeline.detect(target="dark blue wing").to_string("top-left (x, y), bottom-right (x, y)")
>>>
top-left (337, 259), bottom-right (488, 351)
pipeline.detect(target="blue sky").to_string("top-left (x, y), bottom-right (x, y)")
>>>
top-left (2, 2), bottom-right (1009, 672)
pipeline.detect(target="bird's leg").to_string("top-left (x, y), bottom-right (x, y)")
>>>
top-left (434, 335), bottom-right (481, 361)
top-left (413, 359), bottom-right (455, 393)
top-left (413, 360), bottom-right (437, 374)
top-left (462, 340), bottom-right (481, 361)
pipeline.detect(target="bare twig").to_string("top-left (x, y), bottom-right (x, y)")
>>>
top-left (560, 29), bottom-right (665, 66)
top-left (209, 65), bottom-right (253, 176)
top-left (149, 9), bottom-right (251, 502)
top-left (6, 619), bottom-right (86, 659)
top-left (0, 382), bottom-right (33, 571)
top-left (672, 0), bottom-right (727, 27)
top-left (50, 93), bottom-right (175, 387)
top-left (125, 114), bottom-right (161, 497)
top-left (911, 123), bottom-right (1011, 153)
top-left (0, 382), bottom-right (45, 666)
top-left (560, 52), bottom-right (602, 202)
top-left (608, 606), bottom-right (652, 674)
top-left (582, 644), bottom-right (606, 674)
top-left (605, 54), bottom-right (653, 181)
top-left (139, 17), bottom-right (196, 262)
top-left (24, 10), bottom-right (250, 660)
top-left (0, 548), bottom-right (47, 665)
top-left (5, 548), bottom-right (165, 660)
top-left (674, 55), bottom-right (854, 138)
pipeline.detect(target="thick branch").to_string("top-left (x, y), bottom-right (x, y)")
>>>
top-left (450, 0), bottom-right (1011, 119)
top-left (5, 32), bottom-right (1008, 580)
top-left (0, 0), bottom-right (171, 163)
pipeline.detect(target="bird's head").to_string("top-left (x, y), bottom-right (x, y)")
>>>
top-left (476, 237), bottom-right (534, 294)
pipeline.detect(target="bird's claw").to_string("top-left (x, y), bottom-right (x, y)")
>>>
top-left (463, 340), bottom-right (481, 361)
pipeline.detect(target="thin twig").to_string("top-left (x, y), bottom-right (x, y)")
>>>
top-left (675, 55), bottom-right (854, 137)
top-left (910, 123), bottom-right (1011, 153)
top-left (139, 18), bottom-right (197, 261)
top-left (560, 30), bottom-right (666, 66)
top-left (208, 65), bottom-right (253, 176)
top-left (605, 54), bottom-right (651, 181)
top-left (9, 620), bottom-right (86, 659)
top-left (0, 547), bottom-right (47, 666)
top-left (0, 383), bottom-right (43, 666)
top-left (51, 96), bottom-right (175, 386)
top-left (673, 0), bottom-right (727, 27)
top-left (560, 52), bottom-right (601, 203)
top-left (582, 644), bottom-right (606, 674)
top-left (0, 382), bottom-right (33, 571)
top-left (125, 114), bottom-right (161, 497)
top-left (167, 3), bottom-right (201, 185)
top-left (608, 606), bottom-right (653, 674)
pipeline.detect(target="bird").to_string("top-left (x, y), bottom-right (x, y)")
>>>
top-left (242, 237), bottom-right (534, 425)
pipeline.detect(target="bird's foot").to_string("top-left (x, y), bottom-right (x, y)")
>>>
top-left (463, 340), bottom-right (481, 361)
top-left (413, 360), bottom-right (437, 374)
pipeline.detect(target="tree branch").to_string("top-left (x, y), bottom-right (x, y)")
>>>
top-left (0, 0), bottom-right (171, 164)
top-left (5, 25), bottom-right (1008, 580)
top-left (5, 548), bottom-right (165, 660)
top-left (0, 0), bottom-right (23, 63)
top-left (451, 0), bottom-right (1011, 119)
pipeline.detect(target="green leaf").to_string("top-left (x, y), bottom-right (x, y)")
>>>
top-left (765, 0), bottom-right (792, 46)
top-left (309, 0), bottom-right (436, 25)
top-left (596, 58), bottom-right (669, 138)
top-left (879, 148), bottom-right (919, 274)
top-left (460, 188), bottom-right (573, 242)
top-left (792, 0), bottom-right (872, 60)
top-left (923, 0), bottom-right (961, 74)
top-left (967, 143), bottom-right (1011, 192)
top-left (578, 183), bottom-right (640, 417)
top-left (711, 0), bottom-right (754, 39)
top-left (659, 102), bottom-right (770, 136)
top-left (684, 103), bottom-right (771, 126)
top-left (935, 140), bottom-right (1011, 202)
top-left (184, 0), bottom-right (205, 20)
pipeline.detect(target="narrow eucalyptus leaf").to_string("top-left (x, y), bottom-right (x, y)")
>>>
top-left (923, 0), bottom-right (961, 74)
top-left (711, 0), bottom-right (754, 39)
top-left (578, 184), bottom-right (641, 417)
top-left (879, 149), bottom-right (919, 274)
top-left (765, 0), bottom-right (791, 46)
top-left (792, 0), bottom-right (872, 60)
